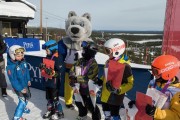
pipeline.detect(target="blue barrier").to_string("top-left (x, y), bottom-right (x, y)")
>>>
top-left (4, 38), bottom-right (40, 52)
top-left (25, 55), bottom-right (152, 102)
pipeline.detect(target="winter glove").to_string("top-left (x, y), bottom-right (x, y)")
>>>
top-left (39, 63), bottom-right (46, 69)
top-left (145, 104), bottom-right (156, 117)
top-left (106, 81), bottom-right (121, 94)
top-left (128, 100), bottom-right (136, 108)
top-left (69, 76), bottom-right (77, 87)
top-left (45, 68), bottom-right (54, 76)
top-left (52, 72), bottom-right (58, 78)
top-left (76, 75), bottom-right (86, 83)
top-left (94, 77), bottom-right (103, 86)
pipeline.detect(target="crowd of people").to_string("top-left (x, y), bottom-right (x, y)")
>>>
top-left (0, 35), bottom-right (180, 120)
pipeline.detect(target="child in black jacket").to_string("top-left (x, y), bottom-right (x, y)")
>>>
top-left (40, 40), bottom-right (64, 120)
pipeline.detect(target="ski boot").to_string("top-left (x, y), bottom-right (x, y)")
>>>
top-left (50, 111), bottom-right (64, 120)
top-left (1, 88), bottom-right (7, 97)
top-left (104, 111), bottom-right (111, 120)
top-left (13, 117), bottom-right (27, 120)
top-left (76, 116), bottom-right (87, 120)
top-left (42, 110), bottom-right (54, 119)
top-left (112, 116), bottom-right (121, 120)
top-left (65, 104), bottom-right (75, 110)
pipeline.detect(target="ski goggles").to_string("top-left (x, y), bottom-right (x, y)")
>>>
top-left (14, 48), bottom-right (25, 54)
top-left (81, 41), bottom-right (88, 48)
top-left (151, 66), bottom-right (161, 76)
top-left (81, 41), bottom-right (98, 51)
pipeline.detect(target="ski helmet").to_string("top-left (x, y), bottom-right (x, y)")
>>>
top-left (9, 45), bottom-right (25, 60)
top-left (81, 41), bottom-right (98, 60)
top-left (151, 55), bottom-right (180, 80)
top-left (42, 40), bottom-right (58, 52)
top-left (104, 38), bottom-right (125, 58)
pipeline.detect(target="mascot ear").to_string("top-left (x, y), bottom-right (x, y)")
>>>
top-left (68, 11), bottom-right (77, 18)
top-left (82, 13), bottom-right (91, 21)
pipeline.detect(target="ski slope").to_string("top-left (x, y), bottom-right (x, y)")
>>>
top-left (0, 85), bottom-right (138, 120)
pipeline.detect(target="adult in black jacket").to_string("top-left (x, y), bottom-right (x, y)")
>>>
top-left (0, 35), bottom-right (7, 97)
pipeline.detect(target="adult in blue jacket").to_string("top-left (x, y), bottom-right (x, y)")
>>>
top-left (6, 45), bottom-right (31, 120)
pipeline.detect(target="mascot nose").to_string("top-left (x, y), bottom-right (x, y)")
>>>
top-left (71, 27), bottom-right (79, 34)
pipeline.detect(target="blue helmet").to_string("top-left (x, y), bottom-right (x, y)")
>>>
top-left (42, 40), bottom-right (58, 51)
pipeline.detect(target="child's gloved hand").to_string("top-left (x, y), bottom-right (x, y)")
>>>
top-left (69, 76), bottom-right (77, 87)
top-left (94, 77), bottom-right (103, 86)
top-left (77, 75), bottom-right (85, 83)
top-left (28, 81), bottom-right (31, 86)
top-left (106, 81), bottom-right (121, 94)
top-left (145, 104), bottom-right (156, 117)
top-left (53, 72), bottom-right (58, 78)
top-left (45, 68), bottom-right (54, 75)
top-left (128, 100), bottom-right (136, 108)
top-left (39, 63), bottom-right (46, 69)
top-left (21, 88), bottom-right (27, 94)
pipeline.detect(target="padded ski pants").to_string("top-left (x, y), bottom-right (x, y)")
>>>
top-left (14, 98), bottom-right (27, 119)
top-left (14, 87), bottom-right (31, 119)
top-left (102, 102), bottom-right (121, 117)
top-left (64, 72), bottom-right (73, 105)
top-left (75, 95), bottom-right (101, 120)
top-left (46, 87), bottom-right (63, 112)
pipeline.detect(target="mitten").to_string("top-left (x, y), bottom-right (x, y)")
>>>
top-left (128, 100), bottom-right (136, 108)
top-left (76, 75), bottom-right (85, 83)
top-left (106, 81), bottom-right (120, 94)
top-left (94, 77), bottom-right (103, 86)
top-left (145, 104), bottom-right (156, 117)
top-left (69, 76), bottom-right (77, 87)
top-left (39, 63), bottom-right (46, 69)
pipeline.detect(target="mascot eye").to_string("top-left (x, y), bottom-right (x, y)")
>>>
top-left (80, 22), bottom-right (84, 27)
top-left (71, 22), bottom-right (75, 25)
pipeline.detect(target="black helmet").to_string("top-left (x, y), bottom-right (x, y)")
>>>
top-left (81, 41), bottom-right (98, 60)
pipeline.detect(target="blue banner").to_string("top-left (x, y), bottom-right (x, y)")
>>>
top-left (4, 38), bottom-right (40, 52)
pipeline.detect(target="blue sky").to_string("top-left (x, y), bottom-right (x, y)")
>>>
top-left (27, 0), bottom-right (167, 31)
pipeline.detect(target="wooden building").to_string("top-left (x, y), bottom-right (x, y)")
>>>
top-left (0, 0), bottom-right (36, 38)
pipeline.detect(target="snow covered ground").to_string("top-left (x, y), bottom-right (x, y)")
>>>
top-left (0, 85), bottom-right (138, 120)
top-left (131, 39), bottom-right (162, 44)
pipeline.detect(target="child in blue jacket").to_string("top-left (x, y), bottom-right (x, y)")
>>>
top-left (6, 45), bottom-right (31, 120)
top-left (40, 40), bottom-right (64, 120)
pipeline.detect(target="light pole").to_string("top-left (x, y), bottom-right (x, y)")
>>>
top-left (45, 17), bottom-right (48, 41)
top-left (40, 0), bottom-right (42, 33)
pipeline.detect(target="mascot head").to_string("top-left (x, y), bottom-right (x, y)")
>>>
top-left (65, 11), bottom-right (92, 42)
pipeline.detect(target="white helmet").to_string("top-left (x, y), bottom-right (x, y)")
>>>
top-left (9, 45), bottom-right (25, 60)
top-left (104, 38), bottom-right (125, 58)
